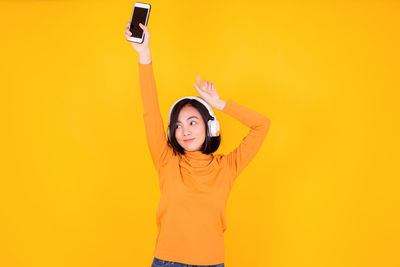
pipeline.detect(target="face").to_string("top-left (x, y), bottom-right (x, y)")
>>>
top-left (174, 105), bottom-right (206, 152)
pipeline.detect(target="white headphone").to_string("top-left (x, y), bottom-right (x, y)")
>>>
top-left (167, 96), bottom-right (220, 141)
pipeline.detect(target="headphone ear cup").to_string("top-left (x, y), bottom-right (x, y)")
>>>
top-left (208, 119), bottom-right (220, 137)
top-left (214, 119), bottom-right (220, 136)
top-left (208, 120), bottom-right (214, 137)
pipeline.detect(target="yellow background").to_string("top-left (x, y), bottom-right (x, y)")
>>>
top-left (1, 0), bottom-right (399, 266)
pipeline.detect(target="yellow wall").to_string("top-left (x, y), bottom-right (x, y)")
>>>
top-left (1, 0), bottom-right (399, 266)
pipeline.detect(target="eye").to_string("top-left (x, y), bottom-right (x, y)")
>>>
top-left (175, 121), bottom-right (197, 129)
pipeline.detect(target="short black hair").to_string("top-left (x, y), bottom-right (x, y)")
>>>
top-left (167, 98), bottom-right (221, 156)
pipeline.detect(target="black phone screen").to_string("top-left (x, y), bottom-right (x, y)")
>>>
top-left (130, 7), bottom-right (148, 38)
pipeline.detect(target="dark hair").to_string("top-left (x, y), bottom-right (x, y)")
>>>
top-left (167, 98), bottom-right (221, 156)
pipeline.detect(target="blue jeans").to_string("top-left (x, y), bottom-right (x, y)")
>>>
top-left (151, 257), bottom-right (225, 267)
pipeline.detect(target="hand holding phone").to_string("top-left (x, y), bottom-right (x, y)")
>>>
top-left (125, 21), bottom-right (151, 54)
top-left (127, 2), bottom-right (151, 43)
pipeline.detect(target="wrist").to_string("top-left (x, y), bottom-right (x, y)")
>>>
top-left (139, 49), bottom-right (152, 64)
top-left (215, 99), bottom-right (226, 111)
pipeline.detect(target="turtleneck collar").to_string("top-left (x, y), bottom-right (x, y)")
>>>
top-left (183, 150), bottom-right (213, 160)
top-left (180, 150), bottom-right (215, 172)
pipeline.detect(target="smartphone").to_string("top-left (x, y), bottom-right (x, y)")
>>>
top-left (127, 2), bottom-right (151, 43)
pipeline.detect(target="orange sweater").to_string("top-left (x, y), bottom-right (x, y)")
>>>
top-left (138, 62), bottom-right (271, 265)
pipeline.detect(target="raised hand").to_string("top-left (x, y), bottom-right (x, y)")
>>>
top-left (193, 74), bottom-right (226, 110)
top-left (124, 21), bottom-right (150, 54)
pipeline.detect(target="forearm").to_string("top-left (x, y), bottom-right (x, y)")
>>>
top-left (222, 100), bottom-right (270, 129)
top-left (139, 48), bottom-right (152, 64)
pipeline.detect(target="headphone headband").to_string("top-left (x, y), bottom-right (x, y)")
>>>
top-left (168, 96), bottom-right (216, 124)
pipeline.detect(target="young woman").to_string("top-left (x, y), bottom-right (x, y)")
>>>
top-left (125, 22), bottom-right (271, 267)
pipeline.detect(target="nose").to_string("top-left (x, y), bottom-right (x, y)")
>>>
top-left (183, 127), bottom-right (191, 136)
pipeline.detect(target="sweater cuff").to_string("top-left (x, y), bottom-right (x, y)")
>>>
top-left (138, 62), bottom-right (153, 68)
top-left (221, 99), bottom-right (235, 113)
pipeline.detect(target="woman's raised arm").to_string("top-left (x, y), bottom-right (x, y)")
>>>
top-left (125, 22), bottom-right (174, 172)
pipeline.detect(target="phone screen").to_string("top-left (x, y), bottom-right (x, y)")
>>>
top-left (130, 7), bottom-right (148, 38)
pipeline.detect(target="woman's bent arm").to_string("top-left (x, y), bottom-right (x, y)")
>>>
top-left (222, 100), bottom-right (271, 185)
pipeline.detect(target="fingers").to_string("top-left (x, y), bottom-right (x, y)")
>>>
top-left (141, 23), bottom-right (150, 38)
top-left (204, 80), bottom-right (215, 90)
top-left (193, 79), bottom-right (215, 92)
top-left (195, 74), bottom-right (215, 90)
top-left (193, 83), bottom-right (200, 92)
top-left (125, 30), bottom-right (132, 38)
top-left (125, 22), bottom-right (150, 37)
top-left (125, 22), bottom-right (132, 37)
top-left (196, 74), bottom-right (201, 87)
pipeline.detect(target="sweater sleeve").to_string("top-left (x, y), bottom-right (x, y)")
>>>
top-left (138, 62), bottom-right (175, 172)
top-left (221, 99), bottom-right (271, 184)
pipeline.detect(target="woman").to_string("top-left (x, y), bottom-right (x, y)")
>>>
top-left (124, 22), bottom-right (271, 267)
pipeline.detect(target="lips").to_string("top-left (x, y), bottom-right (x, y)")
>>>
top-left (184, 138), bottom-right (195, 142)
